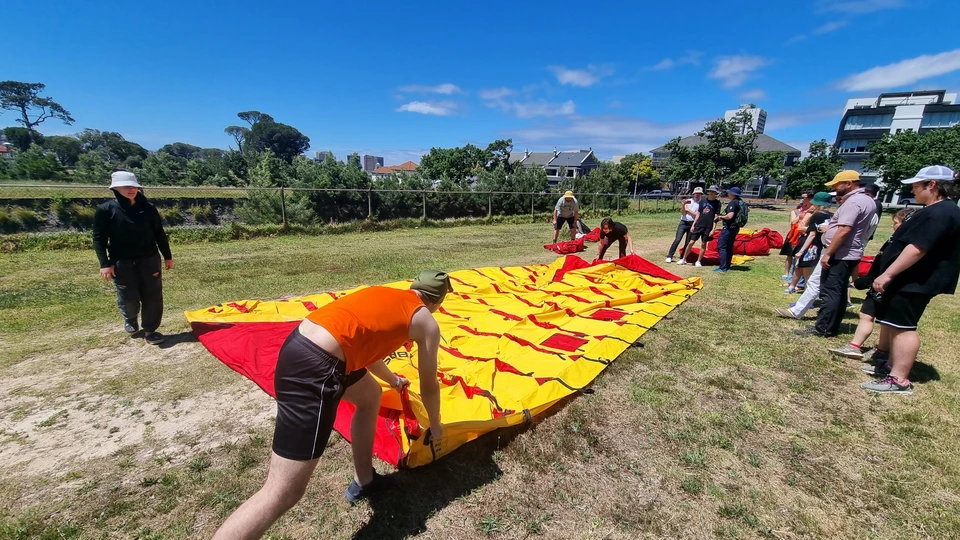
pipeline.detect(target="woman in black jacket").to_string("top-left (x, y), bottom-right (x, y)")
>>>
top-left (92, 171), bottom-right (173, 345)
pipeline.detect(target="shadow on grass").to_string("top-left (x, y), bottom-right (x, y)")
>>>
top-left (157, 331), bottom-right (199, 349)
top-left (728, 266), bottom-right (751, 272)
top-left (910, 361), bottom-right (941, 384)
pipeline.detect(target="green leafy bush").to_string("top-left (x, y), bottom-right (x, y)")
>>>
top-left (188, 203), bottom-right (214, 224)
top-left (69, 204), bottom-right (96, 229)
top-left (159, 206), bottom-right (184, 225)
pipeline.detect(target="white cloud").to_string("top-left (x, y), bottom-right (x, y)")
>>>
top-left (763, 108), bottom-right (838, 131)
top-left (708, 55), bottom-right (772, 88)
top-left (395, 101), bottom-right (457, 116)
top-left (817, 0), bottom-right (902, 14)
top-left (398, 83), bottom-right (461, 95)
top-left (548, 65), bottom-right (614, 87)
top-left (838, 49), bottom-right (960, 91)
top-left (651, 58), bottom-right (674, 71)
top-left (740, 89), bottom-right (767, 101)
top-left (813, 20), bottom-right (848, 34)
top-left (786, 34), bottom-right (808, 45)
top-left (478, 87), bottom-right (513, 100)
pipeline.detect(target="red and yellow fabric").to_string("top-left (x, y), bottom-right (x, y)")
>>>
top-left (185, 255), bottom-right (702, 468)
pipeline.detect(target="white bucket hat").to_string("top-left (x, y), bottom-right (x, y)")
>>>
top-left (109, 171), bottom-right (142, 189)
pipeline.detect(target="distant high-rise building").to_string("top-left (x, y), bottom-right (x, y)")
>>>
top-left (363, 154), bottom-right (385, 172)
top-left (314, 151), bottom-right (335, 163)
top-left (724, 104), bottom-right (767, 134)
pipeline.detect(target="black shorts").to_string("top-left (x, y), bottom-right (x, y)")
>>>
top-left (690, 230), bottom-right (713, 242)
top-left (860, 292), bottom-right (878, 318)
top-left (272, 328), bottom-right (367, 461)
top-left (555, 216), bottom-right (575, 230)
top-left (875, 292), bottom-right (933, 331)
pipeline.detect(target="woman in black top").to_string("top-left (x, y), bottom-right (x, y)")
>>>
top-left (596, 217), bottom-right (635, 261)
top-left (92, 171), bottom-right (173, 345)
top-left (861, 166), bottom-right (960, 394)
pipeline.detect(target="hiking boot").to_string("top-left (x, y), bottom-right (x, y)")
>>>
top-left (695, 262), bottom-right (702, 267)
top-left (344, 470), bottom-right (385, 504)
top-left (665, 257), bottom-right (673, 263)
top-left (860, 362), bottom-right (891, 377)
top-left (829, 343), bottom-right (864, 360)
top-left (775, 308), bottom-right (798, 319)
top-left (124, 321), bottom-right (139, 334)
top-left (860, 375), bottom-right (913, 395)
top-left (144, 332), bottom-right (166, 345)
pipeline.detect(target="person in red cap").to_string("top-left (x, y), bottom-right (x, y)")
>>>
top-left (214, 270), bottom-right (452, 539)
top-left (92, 171), bottom-right (172, 345)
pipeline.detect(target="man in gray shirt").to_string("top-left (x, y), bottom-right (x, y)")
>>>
top-left (797, 170), bottom-right (877, 337)
top-left (552, 190), bottom-right (580, 243)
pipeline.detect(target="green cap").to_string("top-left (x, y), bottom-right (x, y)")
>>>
top-left (411, 270), bottom-right (454, 304)
top-left (811, 191), bottom-right (833, 206)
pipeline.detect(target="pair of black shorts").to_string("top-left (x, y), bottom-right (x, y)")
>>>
top-left (689, 230), bottom-right (712, 242)
top-left (860, 291), bottom-right (879, 318)
top-left (554, 216), bottom-right (575, 231)
top-left (272, 327), bottom-right (368, 461)
top-left (875, 292), bottom-right (933, 330)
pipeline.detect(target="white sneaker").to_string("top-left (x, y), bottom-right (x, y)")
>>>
top-left (665, 257), bottom-right (673, 263)
top-left (695, 262), bottom-right (702, 267)
top-left (677, 260), bottom-right (686, 265)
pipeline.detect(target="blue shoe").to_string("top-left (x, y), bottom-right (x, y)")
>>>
top-left (780, 275), bottom-right (790, 280)
top-left (713, 268), bottom-right (727, 273)
top-left (344, 470), bottom-right (385, 504)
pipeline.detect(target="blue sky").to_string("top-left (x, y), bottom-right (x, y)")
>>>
top-left (5, 0), bottom-right (960, 164)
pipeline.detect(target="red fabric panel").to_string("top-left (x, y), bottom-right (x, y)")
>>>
top-left (590, 309), bottom-right (626, 321)
top-left (552, 255), bottom-right (592, 282)
top-left (191, 320), bottom-right (299, 397)
top-left (607, 254), bottom-right (684, 282)
top-left (333, 401), bottom-right (403, 467)
top-left (541, 334), bottom-right (590, 352)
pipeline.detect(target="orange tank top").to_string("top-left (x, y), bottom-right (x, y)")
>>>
top-left (305, 286), bottom-right (425, 373)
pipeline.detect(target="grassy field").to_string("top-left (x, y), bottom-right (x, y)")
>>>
top-left (1, 209), bottom-right (959, 539)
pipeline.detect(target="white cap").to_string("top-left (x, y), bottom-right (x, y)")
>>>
top-left (902, 165), bottom-right (955, 184)
top-left (109, 171), bottom-right (142, 189)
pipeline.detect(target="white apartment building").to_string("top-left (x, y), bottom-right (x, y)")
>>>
top-left (834, 89), bottom-right (959, 202)
top-left (724, 104), bottom-right (767, 134)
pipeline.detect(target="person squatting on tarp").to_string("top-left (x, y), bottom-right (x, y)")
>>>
top-left (677, 185), bottom-right (721, 267)
top-left (552, 190), bottom-right (580, 244)
top-left (92, 171), bottom-right (173, 345)
top-left (596, 217), bottom-right (635, 261)
top-left (665, 188), bottom-right (701, 263)
top-left (213, 271), bottom-right (454, 539)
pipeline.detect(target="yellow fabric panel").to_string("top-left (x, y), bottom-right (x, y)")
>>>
top-left (186, 256), bottom-right (702, 467)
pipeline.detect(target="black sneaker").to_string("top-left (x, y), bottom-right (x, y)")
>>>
top-left (344, 470), bottom-right (385, 504)
top-left (124, 321), bottom-right (139, 334)
top-left (794, 326), bottom-right (827, 337)
top-left (144, 332), bottom-right (166, 345)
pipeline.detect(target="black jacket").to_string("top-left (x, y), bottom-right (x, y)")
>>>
top-left (92, 190), bottom-right (172, 268)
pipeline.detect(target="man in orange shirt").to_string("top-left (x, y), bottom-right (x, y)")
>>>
top-left (214, 270), bottom-right (452, 539)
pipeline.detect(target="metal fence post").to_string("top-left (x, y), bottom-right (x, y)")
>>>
top-left (656, 198), bottom-right (659, 211)
top-left (616, 194), bottom-right (621, 215)
top-left (530, 192), bottom-right (535, 222)
top-left (367, 187), bottom-right (373, 220)
top-left (279, 183), bottom-right (288, 228)
top-left (488, 192), bottom-right (492, 218)
top-left (422, 190), bottom-right (427, 220)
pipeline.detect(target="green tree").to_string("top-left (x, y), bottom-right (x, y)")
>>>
top-left (785, 140), bottom-right (844, 198)
top-left (43, 135), bottom-right (82, 166)
top-left (74, 152), bottom-right (113, 184)
top-left (617, 154), bottom-right (660, 195)
top-left (347, 152), bottom-right (362, 170)
top-left (730, 151), bottom-right (786, 191)
top-left (0, 81), bottom-right (74, 142)
top-left (865, 125), bottom-right (960, 191)
top-left (224, 125), bottom-right (249, 151)
top-left (418, 144), bottom-right (490, 185)
top-left (238, 152), bottom-right (315, 226)
top-left (135, 152), bottom-right (184, 185)
top-left (159, 142), bottom-right (203, 161)
top-left (11, 143), bottom-right (64, 180)
top-left (246, 121), bottom-right (311, 163)
top-left (662, 117), bottom-right (758, 186)
top-left (3, 126), bottom-right (41, 150)
top-left (485, 139), bottom-right (514, 173)
top-left (76, 129), bottom-right (148, 168)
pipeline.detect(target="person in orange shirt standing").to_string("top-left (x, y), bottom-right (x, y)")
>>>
top-left (214, 270), bottom-right (453, 540)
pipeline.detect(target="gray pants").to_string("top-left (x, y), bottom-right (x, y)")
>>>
top-left (113, 254), bottom-right (164, 332)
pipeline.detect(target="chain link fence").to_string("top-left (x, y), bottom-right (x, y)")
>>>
top-left (0, 184), bottom-right (683, 234)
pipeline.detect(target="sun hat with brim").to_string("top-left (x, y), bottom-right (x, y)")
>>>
top-left (109, 171), bottom-right (142, 189)
top-left (824, 169), bottom-right (860, 186)
top-left (563, 190), bottom-right (574, 198)
top-left (411, 270), bottom-right (454, 304)
top-left (726, 187), bottom-right (742, 196)
top-left (811, 192), bottom-right (833, 206)
top-left (707, 185), bottom-right (720, 193)
top-left (693, 187), bottom-right (704, 194)
top-left (902, 165), bottom-right (955, 184)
